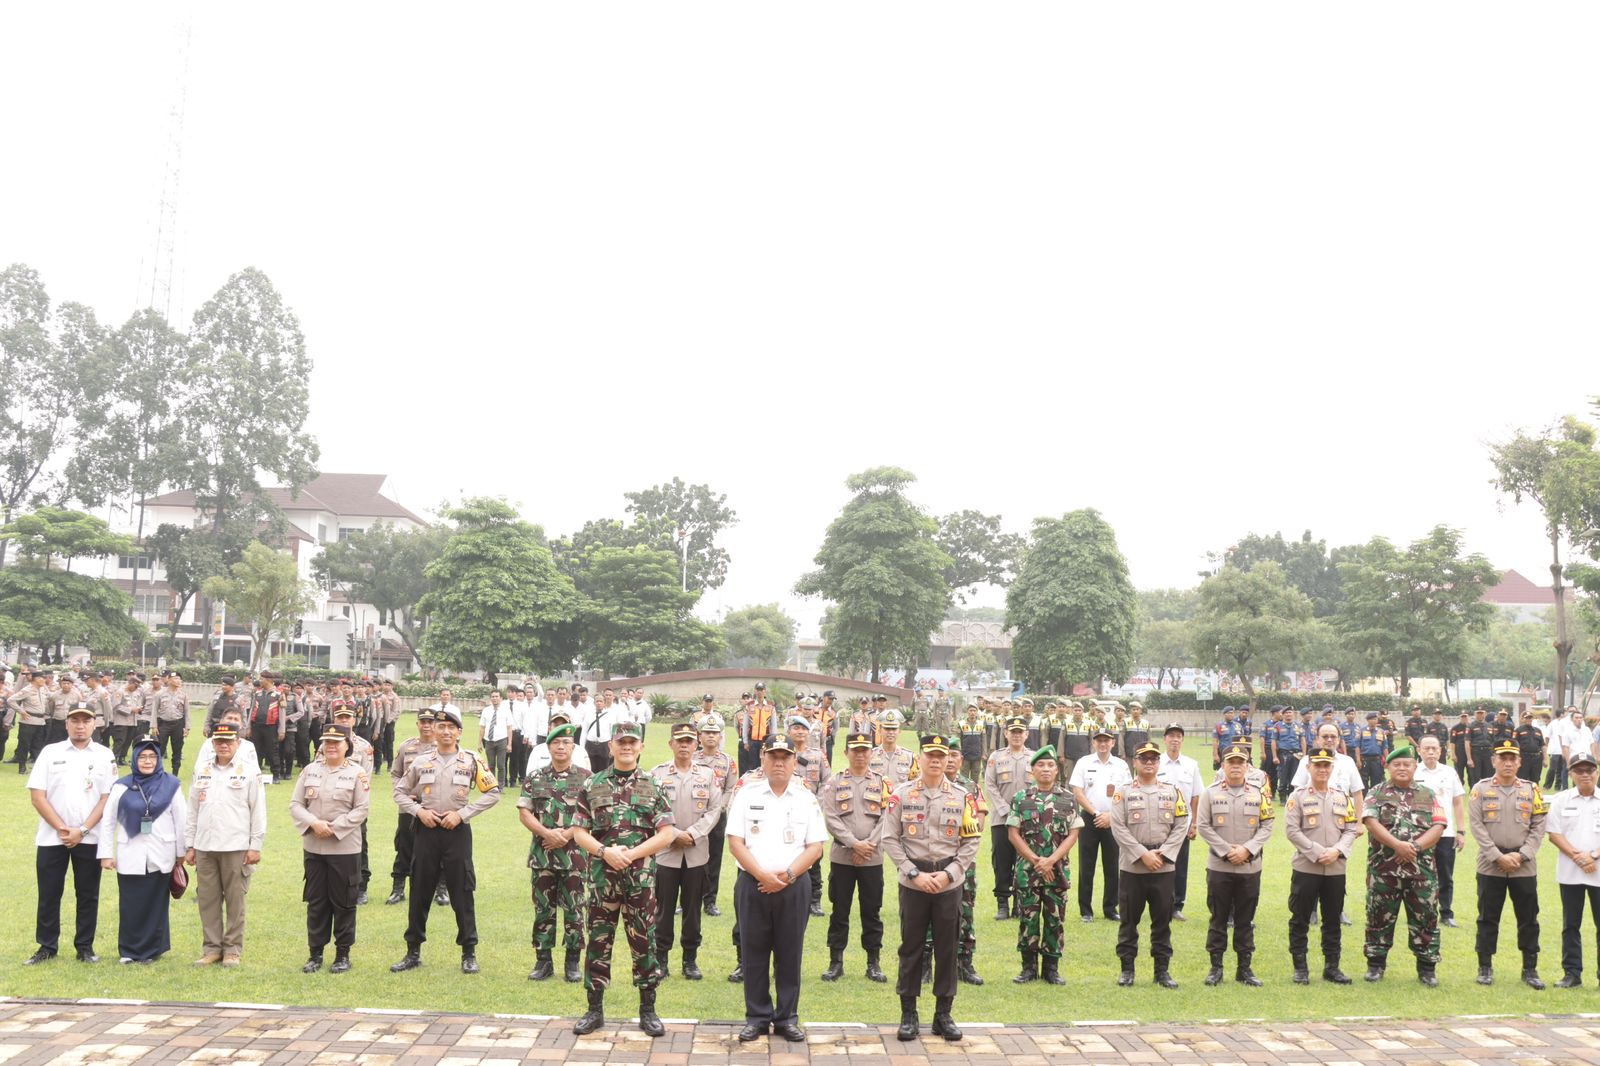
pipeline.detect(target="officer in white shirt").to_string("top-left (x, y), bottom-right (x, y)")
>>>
top-left (1292, 724), bottom-right (1366, 800)
top-left (526, 710), bottom-right (591, 777)
top-left (27, 705), bottom-right (116, 964)
top-left (1552, 708), bottom-right (1589, 792)
top-left (1155, 724), bottom-right (1202, 920)
top-left (1069, 727), bottom-right (1134, 922)
top-left (479, 689), bottom-right (513, 785)
top-left (191, 709), bottom-right (262, 784)
top-left (1413, 735), bottom-right (1467, 928)
top-left (1547, 750), bottom-right (1600, 988)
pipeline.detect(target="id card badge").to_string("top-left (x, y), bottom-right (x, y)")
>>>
top-left (140, 818), bottom-right (153, 835)
top-left (784, 826), bottom-right (796, 845)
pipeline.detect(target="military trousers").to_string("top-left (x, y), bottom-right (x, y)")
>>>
top-left (1558, 882), bottom-right (1600, 978)
top-left (1115, 869), bottom-right (1175, 969)
top-left (304, 851), bottom-right (359, 951)
top-left (585, 858), bottom-right (660, 991)
top-left (1364, 870), bottom-right (1439, 964)
top-left (826, 859), bottom-right (884, 954)
top-left (1014, 863), bottom-right (1067, 960)
top-left (655, 861), bottom-right (707, 957)
top-left (157, 719), bottom-right (186, 774)
top-left (1287, 869), bottom-right (1345, 961)
top-left (14, 722), bottom-right (45, 771)
top-left (531, 863), bottom-right (585, 952)
top-left (1204, 868), bottom-right (1261, 959)
top-left (406, 823), bottom-right (478, 951)
top-left (1475, 873), bottom-right (1540, 964)
top-left (1517, 757), bottom-right (1544, 784)
top-left (896, 879), bottom-right (959, 998)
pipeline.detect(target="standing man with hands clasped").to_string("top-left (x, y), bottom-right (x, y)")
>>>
top-left (1282, 746), bottom-right (1361, 985)
top-left (1467, 739), bottom-right (1548, 989)
top-left (1110, 742), bottom-right (1188, 989)
top-left (1196, 743), bottom-right (1275, 988)
top-left (26, 703), bottom-right (115, 965)
top-left (819, 731), bottom-right (890, 984)
top-left (1546, 750), bottom-right (1600, 988)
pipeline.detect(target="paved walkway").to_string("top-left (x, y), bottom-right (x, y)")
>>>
top-left (3, 1000), bottom-right (1600, 1066)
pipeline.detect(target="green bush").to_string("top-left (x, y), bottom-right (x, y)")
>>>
top-left (1137, 689), bottom-right (1513, 715)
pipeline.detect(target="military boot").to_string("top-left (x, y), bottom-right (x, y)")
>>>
top-left (1291, 955), bottom-right (1310, 985)
top-left (958, 957), bottom-right (983, 985)
top-left (896, 995), bottom-right (920, 1041)
top-left (1323, 955), bottom-right (1351, 984)
top-left (638, 989), bottom-right (665, 1038)
top-left (1418, 960), bottom-right (1439, 987)
top-left (1041, 957), bottom-right (1065, 986)
top-left (1477, 961), bottom-right (1494, 985)
top-left (865, 953), bottom-right (887, 982)
top-left (331, 949), bottom-right (351, 975)
top-left (384, 878), bottom-right (405, 905)
top-left (822, 951), bottom-right (844, 982)
top-left (1364, 958), bottom-right (1386, 982)
top-left (1204, 955), bottom-right (1225, 986)
top-left (564, 947), bottom-right (583, 983)
top-left (996, 898), bottom-right (1010, 920)
top-left (1236, 954), bottom-right (1262, 987)
top-left (574, 988), bottom-right (604, 1035)
top-left (302, 951), bottom-right (323, 974)
top-left (1013, 952), bottom-right (1038, 984)
top-left (1523, 956), bottom-right (1545, 990)
top-left (930, 997), bottom-right (961, 1042)
top-left (529, 951), bottom-right (554, 981)
top-left (682, 951), bottom-right (702, 981)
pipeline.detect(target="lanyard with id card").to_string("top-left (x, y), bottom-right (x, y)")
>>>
top-left (134, 782), bottom-right (155, 835)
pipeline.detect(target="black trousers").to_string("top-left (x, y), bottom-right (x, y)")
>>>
top-left (14, 722), bottom-right (45, 770)
top-left (304, 851), bottom-right (359, 951)
top-left (0, 723), bottom-right (9, 767)
top-left (45, 718), bottom-right (66, 745)
top-left (1115, 870), bottom-right (1174, 968)
top-left (1173, 837), bottom-right (1192, 911)
top-left (406, 822), bottom-right (477, 950)
top-left (1077, 820), bottom-right (1119, 918)
top-left (1469, 751), bottom-right (1493, 786)
top-left (36, 845), bottom-right (101, 953)
top-left (391, 813), bottom-right (416, 882)
top-left (1361, 754), bottom-right (1384, 790)
top-left (1546, 754), bottom-right (1568, 792)
top-left (1437, 839), bottom-right (1459, 919)
top-left (704, 813), bottom-right (728, 906)
top-left (826, 861), bottom-right (884, 954)
top-left (990, 824), bottom-right (1017, 902)
top-left (1518, 758), bottom-right (1543, 784)
top-left (292, 726), bottom-right (311, 773)
top-left (896, 881), bottom-right (959, 998)
top-left (156, 718), bottom-right (186, 772)
top-left (737, 743), bottom-right (757, 776)
top-left (655, 862), bottom-right (707, 956)
top-left (1205, 869), bottom-right (1262, 958)
top-left (1476, 873), bottom-right (1540, 963)
top-left (111, 725), bottom-right (137, 765)
top-left (1287, 870), bottom-right (1345, 961)
top-left (251, 726), bottom-right (283, 779)
top-left (380, 721), bottom-right (396, 773)
top-left (1559, 882), bottom-right (1600, 977)
top-left (736, 872), bottom-right (810, 1027)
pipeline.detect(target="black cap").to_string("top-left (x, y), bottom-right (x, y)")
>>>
top-left (671, 723), bottom-right (697, 741)
top-left (845, 732), bottom-right (873, 749)
top-left (1164, 723), bottom-right (1185, 736)
top-left (762, 735), bottom-right (795, 754)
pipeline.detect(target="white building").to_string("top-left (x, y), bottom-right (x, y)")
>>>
top-left (107, 473), bottom-right (426, 671)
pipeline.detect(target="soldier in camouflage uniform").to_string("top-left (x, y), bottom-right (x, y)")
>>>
top-left (571, 722), bottom-right (678, 1038)
top-left (1006, 745), bottom-right (1082, 985)
top-left (518, 722), bottom-right (591, 983)
top-left (922, 746), bottom-right (986, 986)
top-left (1361, 744), bottom-right (1448, 986)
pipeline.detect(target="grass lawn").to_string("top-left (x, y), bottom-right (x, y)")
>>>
top-left (1, 715), bottom-right (1584, 1024)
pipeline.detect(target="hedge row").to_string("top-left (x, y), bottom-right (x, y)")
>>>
top-left (1136, 689), bottom-right (1513, 715)
top-left (23, 660), bottom-right (497, 701)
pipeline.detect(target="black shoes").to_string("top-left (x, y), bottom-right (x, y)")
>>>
top-left (390, 952), bottom-right (422, 973)
top-left (1556, 972), bottom-right (1583, 988)
top-left (385, 880), bottom-right (406, 905)
top-left (355, 889), bottom-right (368, 906)
top-left (1523, 969), bottom-right (1545, 990)
top-left (75, 948), bottom-right (98, 963)
top-left (727, 964), bottom-right (743, 983)
top-left (638, 990), bottom-right (664, 1038)
top-left (1324, 967), bottom-right (1351, 985)
top-left (809, 902), bottom-right (825, 918)
top-left (303, 955), bottom-right (323, 974)
top-left (1364, 963), bottom-right (1385, 982)
top-left (1014, 954), bottom-right (1038, 984)
top-left (822, 954), bottom-right (844, 982)
top-left (1204, 963), bottom-right (1224, 986)
top-left (331, 952), bottom-right (351, 975)
top-left (529, 952), bottom-right (553, 981)
top-left (461, 954), bottom-right (479, 975)
top-left (682, 955), bottom-right (702, 981)
top-left (738, 1022), bottom-right (768, 1042)
top-left (959, 960), bottom-right (984, 985)
top-left (773, 1022), bottom-right (805, 1043)
top-left (930, 998), bottom-right (961, 1042)
top-left (703, 900), bottom-right (721, 917)
top-left (865, 955), bottom-right (887, 982)
top-left (1154, 971), bottom-right (1179, 989)
top-left (1292, 957), bottom-right (1310, 985)
top-left (24, 948), bottom-right (55, 965)
top-left (1040, 958), bottom-right (1063, 986)
top-left (434, 887), bottom-right (450, 907)
top-left (1236, 959), bottom-right (1262, 987)
top-left (1477, 965), bottom-right (1494, 986)
top-left (996, 899), bottom-right (1010, 921)
top-left (897, 997), bottom-right (920, 1041)
top-left (574, 990), bottom-right (604, 1035)
top-left (1418, 964), bottom-right (1438, 988)
top-left (1117, 969), bottom-right (1135, 987)
top-left (565, 949), bottom-right (583, 983)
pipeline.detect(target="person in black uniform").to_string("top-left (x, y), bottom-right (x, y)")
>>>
top-left (1514, 710), bottom-right (1546, 784)
top-left (1467, 709), bottom-right (1495, 786)
top-left (1491, 710), bottom-right (1516, 751)
top-left (1424, 712), bottom-right (1452, 767)
top-left (1404, 711), bottom-right (1426, 749)
top-left (1451, 712), bottom-right (1472, 783)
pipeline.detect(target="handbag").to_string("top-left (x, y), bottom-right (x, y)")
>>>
top-left (169, 862), bottom-right (189, 900)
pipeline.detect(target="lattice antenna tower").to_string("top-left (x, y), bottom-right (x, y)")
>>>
top-left (146, 14), bottom-right (192, 320)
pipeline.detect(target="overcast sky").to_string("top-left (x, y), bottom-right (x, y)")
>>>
top-left (4, 3), bottom-right (1595, 634)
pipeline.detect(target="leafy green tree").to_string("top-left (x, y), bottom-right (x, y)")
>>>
top-left (550, 517), bottom-right (658, 594)
top-left (1215, 530), bottom-right (1349, 618)
top-left (202, 541), bottom-right (316, 670)
top-left (1190, 561), bottom-right (1314, 705)
top-left (795, 467), bottom-right (952, 683)
top-left (0, 505), bottom-right (144, 658)
top-left (1462, 609), bottom-right (1557, 689)
top-left (623, 478), bottom-right (737, 593)
top-left (1138, 587), bottom-right (1200, 623)
top-left (1334, 526), bottom-right (1497, 697)
top-left (1006, 509), bottom-right (1138, 694)
top-left (582, 546), bottom-right (723, 676)
top-left (0, 507), bottom-right (133, 568)
top-left (936, 510), bottom-right (1025, 604)
top-left (418, 498), bottom-right (579, 680)
top-left (1300, 617), bottom-right (1373, 692)
top-left (718, 603), bottom-right (796, 668)
top-left (314, 521), bottom-right (447, 671)
top-left (1491, 416), bottom-right (1600, 708)
top-left (950, 645), bottom-right (1001, 688)
top-left (1136, 618), bottom-right (1192, 690)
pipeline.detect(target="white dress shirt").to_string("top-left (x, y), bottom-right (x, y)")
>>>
top-left (1156, 752), bottom-right (1202, 803)
top-left (1292, 751), bottom-right (1366, 796)
top-left (1413, 759), bottom-right (1465, 838)
top-left (1549, 787), bottom-right (1600, 887)
top-left (480, 699), bottom-right (511, 743)
top-left (1069, 753), bottom-right (1134, 814)
top-left (191, 738), bottom-right (261, 784)
top-left (528, 699), bottom-right (553, 739)
top-left (28, 739), bottom-right (117, 847)
top-left (526, 740), bottom-right (591, 778)
top-left (97, 784), bottom-right (188, 874)
top-left (725, 775), bottom-right (828, 871)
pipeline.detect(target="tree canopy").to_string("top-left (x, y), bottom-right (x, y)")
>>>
top-left (718, 603), bottom-right (797, 668)
top-left (581, 546), bottom-right (723, 676)
top-left (623, 478), bottom-right (737, 594)
top-left (936, 509), bottom-right (1025, 604)
top-left (1190, 561), bottom-right (1314, 703)
top-left (203, 541), bottom-right (316, 670)
top-left (314, 521), bottom-right (448, 671)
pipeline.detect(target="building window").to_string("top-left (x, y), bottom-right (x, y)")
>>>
top-left (318, 523), bottom-right (329, 545)
top-left (118, 554), bottom-right (153, 571)
top-left (132, 593), bottom-right (170, 625)
top-left (338, 527), bottom-right (362, 541)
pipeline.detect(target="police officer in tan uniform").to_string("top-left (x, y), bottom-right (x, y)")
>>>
top-left (693, 716), bottom-right (737, 918)
top-left (1282, 746), bottom-right (1361, 985)
top-left (1196, 742), bottom-right (1275, 987)
top-left (651, 722), bottom-right (724, 980)
top-left (869, 710), bottom-right (918, 786)
top-left (9, 671), bottom-right (50, 773)
top-left (983, 716), bottom-right (1033, 920)
top-left (1110, 741), bottom-right (1188, 989)
top-left (1468, 739), bottom-right (1549, 988)
top-left (882, 734), bottom-right (981, 1043)
top-left (820, 732), bottom-right (890, 983)
top-left (290, 724), bottom-right (371, 973)
top-left (384, 709), bottom-right (437, 906)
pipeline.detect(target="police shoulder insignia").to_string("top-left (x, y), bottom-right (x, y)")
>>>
top-left (1174, 794), bottom-right (1187, 817)
top-left (1532, 784), bottom-right (1549, 815)
top-left (357, 770), bottom-right (370, 791)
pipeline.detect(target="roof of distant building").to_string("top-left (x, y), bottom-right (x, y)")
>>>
top-left (931, 619), bottom-right (1015, 650)
top-left (1481, 569), bottom-right (1558, 607)
top-left (141, 473), bottom-right (425, 525)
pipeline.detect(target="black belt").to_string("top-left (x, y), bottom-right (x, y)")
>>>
top-left (910, 859), bottom-right (945, 874)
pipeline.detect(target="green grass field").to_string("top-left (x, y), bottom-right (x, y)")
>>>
top-left (1, 715), bottom-right (1587, 1024)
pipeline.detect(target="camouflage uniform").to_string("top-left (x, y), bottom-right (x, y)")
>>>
top-left (574, 767), bottom-right (672, 990)
top-left (520, 763), bottom-right (592, 954)
top-left (1006, 784), bottom-right (1083, 962)
top-left (1362, 781), bottom-right (1446, 967)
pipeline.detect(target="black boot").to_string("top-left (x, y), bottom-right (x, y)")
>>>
top-left (683, 951), bottom-right (702, 981)
top-left (1291, 955), bottom-right (1309, 985)
top-left (959, 958), bottom-right (984, 985)
top-left (658, 954), bottom-right (670, 982)
top-left (1418, 961), bottom-right (1438, 987)
top-left (574, 988), bottom-right (604, 1035)
top-left (1014, 952), bottom-right (1038, 984)
top-left (1204, 956), bottom-right (1224, 986)
top-left (1477, 962), bottom-right (1494, 985)
top-left (822, 951), bottom-right (844, 982)
top-left (638, 989), bottom-right (664, 1038)
top-left (1523, 957), bottom-right (1545, 990)
top-left (331, 949), bottom-right (351, 974)
top-left (1364, 958), bottom-right (1386, 982)
top-left (1117, 967), bottom-right (1135, 987)
top-left (1041, 957), bottom-right (1064, 986)
top-left (865, 953), bottom-right (887, 982)
top-left (1154, 969), bottom-right (1179, 989)
top-left (1323, 954), bottom-right (1350, 984)
top-left (390, 950), bottom-right (422, 973)
top-left (930, 996), bottom-right (961, 1042)
top-left (302, 952), bottom-right (323, 974)
top-left (565, 947), bottom-right (583, 983)
top-left (529, 951), bottom-right (553, 981)
top-left (384, 878), bottom-right (405, 905)
top-left (897, 995), bottom-right (920, 1041)
top-left (434, 885), bottom-right (449, 907)
top-left (1236, 955), bottom-right (1262, 987)
top-left (995, 898), bottom-right (1010, 920)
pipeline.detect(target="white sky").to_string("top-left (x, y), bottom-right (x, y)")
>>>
top-left (4, 3), bottom-right (1596, 635)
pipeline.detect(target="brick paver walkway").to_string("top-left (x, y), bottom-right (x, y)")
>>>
top-left (2, 1000), bottom-right (1600, 1065)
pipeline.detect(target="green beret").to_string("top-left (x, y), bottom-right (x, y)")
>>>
top-left (1030, 745), bottom-right (1058, 767)
top-left (1386, 744), bottom-right (1416, 764)
top-left (547, 723), bottom-right (579, 743)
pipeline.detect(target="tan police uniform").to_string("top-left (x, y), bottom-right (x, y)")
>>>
top-left (1109, 769), bottom-right (1187, 982)
top-left (289, 747), bottom-right (371, 966)
top-left (1467, 747), bottom-right (1548, 981)
top-left (1283, 765), bottom-right (1360, 979)
top-left (1195, 746), bottom-right (1275, 980)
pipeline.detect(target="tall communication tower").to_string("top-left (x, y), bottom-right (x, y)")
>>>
top-left (142, 15), bottom-right (192, 320)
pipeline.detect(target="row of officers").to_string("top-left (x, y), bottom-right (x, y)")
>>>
top-left (25, 706), bottom-right (1600, 1043)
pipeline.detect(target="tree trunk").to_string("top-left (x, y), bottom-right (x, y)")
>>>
top-left (1552, 536), bottom-right (1573, 710)
top-left (870, 651), bottom-right (880, 684)
top-left (1399, 658), bottom-right (1411, 698)
top-left (129, 499), bottom-right (147, 617)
